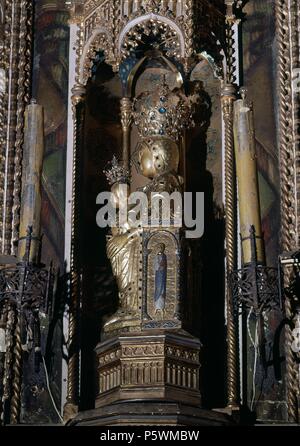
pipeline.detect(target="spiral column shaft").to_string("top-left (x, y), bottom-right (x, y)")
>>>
top-left (275, 0), bottom-right (299, 423)
top-left (9, 312), bottom-right (22, 424)
top-left (223, 2), bottom-right (239, 410)
top-left (64, 84), bottom-right (86, 422)
top-left (222, 85), bottom-right (239, 408)
top-left (1, 304), bottom-right (16, 425)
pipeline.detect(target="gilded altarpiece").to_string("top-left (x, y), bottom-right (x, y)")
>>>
top-left (64, 0), bottom-right (237, 426)
top-left (0, 0), bottom-right (298, 427)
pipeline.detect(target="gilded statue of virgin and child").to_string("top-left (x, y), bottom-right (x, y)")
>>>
top-left (103, 80), bottom-right (197, 329)
top-left (103, 138), bottom-right (175, 325)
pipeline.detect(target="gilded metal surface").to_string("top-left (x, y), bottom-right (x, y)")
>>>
top-left (142, 228), bottom-right (182, 325)
top-left (106, 228), bottom-right (140, 316)
top-left (67, 0), bottom-right (226, 83)
top-left (0, 304), bottom-right (15, 425)
top-left (3, 1), bottom-right (21, 255)
top-left (64, 88), bottom-right (86, 422)
top-left (222, 83), bottom-right (239, 408)
top-left (219, 1), bottom-right (245, 411)
top-left (275, 0), bottom-right (299, 423)
top-left (18, 102), bottom-right (44, 263)
top-left (9, 311), bottom-right (21, 424)
top-left (120, 97), bottom-right (132, 171)
top-left (233, 94), bottom-right (265, 265)
top-left (68, 0), bottom-right (242, 420)
top-left (0, 4), bottom-right (36, 420)
top-left (134, 138), bottom-right (180, 180)
top-left (132, 80), bottom-right (197, 142)
top-left (104, 82), bottom-right (192, 336)
top-left (121, 20), bottom-right (182, 63)
top-left (0, 0), bottom-right (8, 250)
top-left (281, 260), bottom-right (300, 423)
top-left (12, 0), bottom-right (33, 255)
top-left (96, 332), bottom-right (201, 408)
top-left (0, 0), bottom-right (33, 256)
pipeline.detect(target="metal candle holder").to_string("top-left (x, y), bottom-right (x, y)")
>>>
top-left (230, 226), bottom-right (280, 316)
top-left (0, 227), bottom-right (55, 425)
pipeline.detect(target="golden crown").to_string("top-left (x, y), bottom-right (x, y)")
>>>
top-left (132, 79), bottom-right (198, 141)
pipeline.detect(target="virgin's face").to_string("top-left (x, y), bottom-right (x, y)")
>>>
top-left (138, 138), bottom-right (179, 179)
top-left (139, 146), bottom-right (156, 179)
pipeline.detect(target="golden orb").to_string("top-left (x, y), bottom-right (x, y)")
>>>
top-left (137, 137), bottom-right (179, 179)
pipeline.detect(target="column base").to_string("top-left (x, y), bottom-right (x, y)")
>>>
top-left (69, 401), bottom-right (235, 426)
top-left (63, 402), bottom-right (79, 423)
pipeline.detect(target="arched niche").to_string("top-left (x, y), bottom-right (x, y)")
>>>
top-left (127, 54), bottom-right (184, 192)
top-left (73, 32), bottom-right (226, 412)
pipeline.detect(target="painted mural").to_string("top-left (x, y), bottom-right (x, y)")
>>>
top-left (32, 0), bottom-right (69, 268)
top-left (28, 0), bottom-right (70, 420)
top-left (242, 1), bottom-right (286, 422)
top-left (243, 0), bottom-right (280, 267)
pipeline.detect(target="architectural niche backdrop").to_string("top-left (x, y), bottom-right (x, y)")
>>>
top-left (0, 0), bottom-right (299, 427)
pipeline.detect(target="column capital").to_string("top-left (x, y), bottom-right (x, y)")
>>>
top-left (120, 97), bottom-right (133, 131)
top-left (221, 83), bottom-right (237, 101)
top-left (71, 83), bottom-right (86, 106)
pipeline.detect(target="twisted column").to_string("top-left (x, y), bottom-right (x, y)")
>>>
top-left (0, 0), bottom-right (9, 247)
top-left (3, 1), bottom-right (21, 255)
top-left (0, 0), bottom-right (33, 255)
top-left (10, 311), bottom-right (22, 424)
top-left (222, 2), bottom-right (240, 410)
top-left (0, 1), bottom-right (12, 251)
top-left (120, 97), bottom-right (132, 172)
top-left (275, 0), bottom-right (299, 423)
top-left (285, 286), bottom-right (299, 422)
top-left (222, 83), bottom-right (239, 409)
top-left (11, 0), bottom-right (27, 254)
top-left (0, 302), bottom-right (8, 424)
top-left (64, 84), bottom-right (86, 422)
top-left (11, 0), bottom-right (33, 254)
top-left (1, 304), bottom-right (16, 425)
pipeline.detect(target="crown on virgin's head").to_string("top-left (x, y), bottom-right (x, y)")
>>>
top-left (132, 77), bottom-right (197, 141)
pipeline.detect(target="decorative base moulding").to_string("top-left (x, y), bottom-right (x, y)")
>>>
top-left (69, 330), bottom-right (232, 426)
top-left (69, 331), bottom-right (236, 426)
top-left (95, 330), bottom-right (201, 409)
top-left (69, 401), bottom-right (235, 426)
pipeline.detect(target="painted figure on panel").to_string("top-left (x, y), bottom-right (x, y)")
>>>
top-left (154, 243), bottom-right (167, 315)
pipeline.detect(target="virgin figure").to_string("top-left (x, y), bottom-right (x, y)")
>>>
top-left (154, 243), bottom-right (167, 315)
